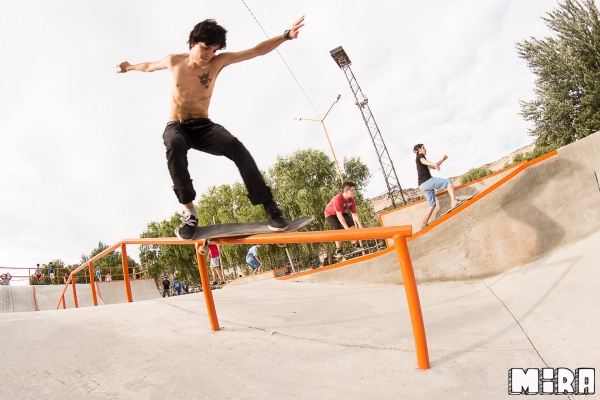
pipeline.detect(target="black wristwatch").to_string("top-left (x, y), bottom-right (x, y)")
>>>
top-left (283, 30), bottom-right (291, 40)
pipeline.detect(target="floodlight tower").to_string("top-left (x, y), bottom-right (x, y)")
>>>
top-left (330, 46), bottom-right (407, 208)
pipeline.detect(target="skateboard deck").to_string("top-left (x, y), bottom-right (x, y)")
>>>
top-left (182, 216), bottom-right (314, 242)
top-left (441, 194), bottom-right (476, 216)
top-left (336, 241), bottom-right (386, 261)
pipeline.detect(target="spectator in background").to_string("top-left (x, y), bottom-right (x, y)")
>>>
top-left (105, 272), bottom-right (112, 281)
top-left (246, 244), bottom-right (263, 274)
top-left (162, 277), bottom-right (170, 297)
top-left (95, 266), bottom-right (101, 282)
top-left (1, 273), bottom-right (12, 285)
top-left (35, 264), bottom-right (42, 284)
top-left (182, 281), bottom-right (189, 294)
top-left (48, 262), bottom-right (55, 284)
top-left (173, 278), bottom-right (181, 295)
top-left (311, 257), bottom-right (319, 269)
top-left (208, 243), bottom-right (225, 285)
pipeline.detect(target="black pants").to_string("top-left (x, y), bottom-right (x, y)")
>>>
top-left (163, 118), bottom-right (273, 205)
top-left (326, 214), bottom-right (355, 230)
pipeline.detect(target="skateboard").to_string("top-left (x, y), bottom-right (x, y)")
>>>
top-left (336, 240), bottom-right (386, 262)
top-left (210, 282), bottom-right (226, 290)
top-left (441, 194), bottom-right (476, 216)
top-left (186, 216), bottom-right (315, 255)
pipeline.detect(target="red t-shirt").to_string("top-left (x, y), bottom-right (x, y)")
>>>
top-left (324, 193), bottom-right (357, 218)
top-left (208, 244), bottom-right (220, 258)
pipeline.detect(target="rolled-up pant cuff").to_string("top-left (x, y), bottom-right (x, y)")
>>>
top-left (173, 181), bottom-right (196, 205)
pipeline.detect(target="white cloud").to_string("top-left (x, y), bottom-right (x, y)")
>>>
top-left (0, 0), bottom-right (558, 272)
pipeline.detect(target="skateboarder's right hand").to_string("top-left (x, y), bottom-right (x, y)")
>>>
top-left (116, 62), bottom-right (130, 73)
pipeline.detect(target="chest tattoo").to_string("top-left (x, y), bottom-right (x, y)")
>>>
top-left (199, 95), bottom-right (212, 102)
top-left (198, 72), bottom-right (212, 86)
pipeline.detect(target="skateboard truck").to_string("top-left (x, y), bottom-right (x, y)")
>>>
top-left (198, 240), bottom-right (209, 256)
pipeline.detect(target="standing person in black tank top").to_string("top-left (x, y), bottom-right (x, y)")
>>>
top-left (414, 144), bottom-right (460, 229)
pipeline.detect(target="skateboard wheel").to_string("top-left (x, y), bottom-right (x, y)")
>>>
top-left (198, 245), bottom-right (209, 256)
top-left (277, 243), bottom-right (286, 248)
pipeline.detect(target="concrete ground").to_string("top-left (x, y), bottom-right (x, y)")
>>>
top-left (2, 230), bottom-right (598, 399)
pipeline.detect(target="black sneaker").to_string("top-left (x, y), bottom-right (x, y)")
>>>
top-left (334, 249), bottom-right (344, 259)
top-left (175, 215), bottom-right (198, 240)
top-left (351, 244), bottom-right (365, 253)
top-left (265, 205), bottom-right (289, 231)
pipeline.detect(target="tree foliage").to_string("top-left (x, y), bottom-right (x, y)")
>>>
top-left (460, 167), bottom-right (493, 185)
top-left (139, 149), bottom-right (377, 281)
top-left (517, 0), bottom-right (600, 147)
top-left (504, 144), bottom-right (558, 169)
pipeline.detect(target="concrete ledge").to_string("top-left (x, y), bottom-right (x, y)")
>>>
top-left (0, 286), bottom-right (36, 313)
top-left (287, 132), bottom-right (600, 285)
top-left (224, 270), bottom-right (275, 287)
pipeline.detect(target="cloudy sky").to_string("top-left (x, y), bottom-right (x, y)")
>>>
top-left (1, 0), bottom-right (558, 280)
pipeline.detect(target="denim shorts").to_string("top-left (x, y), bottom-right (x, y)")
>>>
top-left (247, 259), bottom-right (260, 269)
top-left (419, 177), bottom-right (451, 206)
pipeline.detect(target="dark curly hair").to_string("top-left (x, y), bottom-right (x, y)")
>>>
top-left (188, 19), bottom-right (227, 50)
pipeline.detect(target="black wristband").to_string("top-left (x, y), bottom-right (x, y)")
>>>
top-left (283, 30), bottom-right (291, 40)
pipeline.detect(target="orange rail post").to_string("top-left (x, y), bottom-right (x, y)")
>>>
top-left (61, 294), bottom-right (66, 309)
top-left (71, 277), bottom-right (79, 308)
top-left (121, 244), bottom-right (133, 302)
top-left (393, 234), bottom-right (430, 369)
top-left (89, 262), bottom-right (98, 306)
top-left (196, 242), bottom-right (219, 331)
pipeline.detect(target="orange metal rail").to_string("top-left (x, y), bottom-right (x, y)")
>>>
top-left (54, 225), bottom-right (430, 369)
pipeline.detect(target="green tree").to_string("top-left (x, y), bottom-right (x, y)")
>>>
top-left (460, 167), bottom-right (493, 185)
top-left (517, 0), bottom-right (600, 147)
top-left (139, 149), bottom-right (377, 278)
top-left (80, 241), bottom-right (138, 281)
top-left (140, 216), bottom-right (199, 282)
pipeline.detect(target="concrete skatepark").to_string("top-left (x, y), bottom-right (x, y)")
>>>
top-left (0, 279), bottom-right (162, 311)
top-left (1, 133), bottom-right (599, 398)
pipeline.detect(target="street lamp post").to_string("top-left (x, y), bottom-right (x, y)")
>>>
top-left (296, 95), bottom-right (344, 185)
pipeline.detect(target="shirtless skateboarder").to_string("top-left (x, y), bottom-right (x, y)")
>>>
top-left (117, 16), bottom-right (305, 239)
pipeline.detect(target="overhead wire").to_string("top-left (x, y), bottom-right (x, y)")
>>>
top-left (240, 0), bottom-right (320, 118)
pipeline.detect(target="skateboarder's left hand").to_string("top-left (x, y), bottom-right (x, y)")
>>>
top-left (287, 16), bottom-right (305, 39)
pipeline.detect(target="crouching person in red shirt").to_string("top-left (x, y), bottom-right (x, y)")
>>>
top-left (324, 181), bottom-right (364, 259)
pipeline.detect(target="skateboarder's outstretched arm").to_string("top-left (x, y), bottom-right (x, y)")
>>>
top-left (217, 16), bottom-right (305, 67)
top-left (436, 155), bottom-right (448, 169)
top-left (116, 55), bottom-right (173, 73)
top-left (419, 157), bottom-right (441, 171)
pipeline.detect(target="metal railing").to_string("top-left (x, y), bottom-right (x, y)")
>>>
top-left (54, 226), bottom-right (429, 369)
